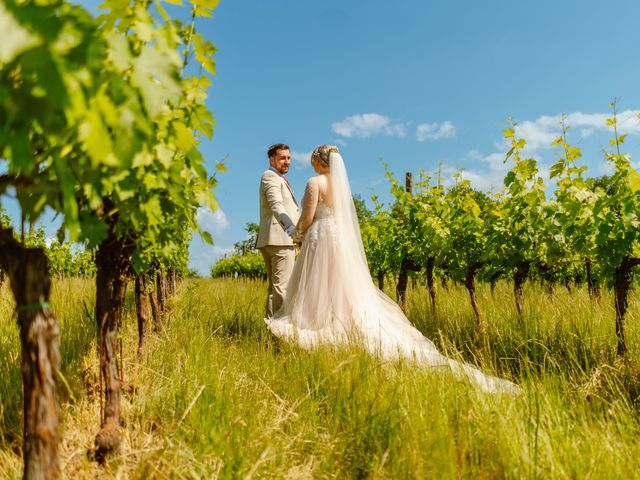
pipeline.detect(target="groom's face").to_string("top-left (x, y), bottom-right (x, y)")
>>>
top-left (269, 149), bottom-right (291, 174)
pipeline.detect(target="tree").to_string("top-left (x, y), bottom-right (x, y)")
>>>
top-left (487, 122), bottom-right (548, 318)
top-left (0, 0), bottom-right (221, 469)
top-left (442, 180), bottom-right (494, 329)
top-left (361, 198), bottom-right (392, 289)
top-left (233, 222), bottom-right (259, 255)
top-left (589, 102), bottom-right (640, 355)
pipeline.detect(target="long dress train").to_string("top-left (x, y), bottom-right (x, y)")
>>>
top-left (266, 153), bottom-right (520, 395)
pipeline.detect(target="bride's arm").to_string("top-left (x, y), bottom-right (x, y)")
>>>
top-left (292, 178), bottom-right (319, 242)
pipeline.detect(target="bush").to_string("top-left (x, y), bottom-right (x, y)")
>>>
top-left (210, 252), bottom-right (266, 280)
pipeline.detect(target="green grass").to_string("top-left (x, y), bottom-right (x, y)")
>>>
top-left (2, 278), bottom-right (640, 478)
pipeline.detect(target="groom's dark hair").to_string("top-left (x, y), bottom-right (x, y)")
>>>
top-left (267, 143), bottom-right (290, 158)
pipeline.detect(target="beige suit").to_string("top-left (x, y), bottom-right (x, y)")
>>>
top-left (257, 168), bottom-right (300, 317)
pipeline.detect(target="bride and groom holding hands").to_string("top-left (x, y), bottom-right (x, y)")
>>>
top-left (257, 143), bottom-right (520, 394)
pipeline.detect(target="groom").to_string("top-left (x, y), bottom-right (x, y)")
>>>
top-left (256, 143), bottom-right (300, 317)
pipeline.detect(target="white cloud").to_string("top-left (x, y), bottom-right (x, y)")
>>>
top-left (468, 149), bottom-right (504, 169)
top-left (455, 150), bottom-right (511, 191)
top-left (416, 121), bottom-right (456, 141)
top-left (438, 109), bottom-right (640, 192)
top-left (197, 207), bottom-right (229, 235)
top-left (331, 113), bottom-right (407, 139)
top-left (291, 150), bottom-right (312, 170)
top-left (513, 119), bottom-right (557, 153)
top-left (457, 169), bottom-right (504, 192)
top-left (580, 128), bottom-right (594, 138)
top-left (513, 110), bottom-right (640, 154)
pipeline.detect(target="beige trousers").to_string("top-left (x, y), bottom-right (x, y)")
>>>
top-left (260, 245), bottom-right (296, 317)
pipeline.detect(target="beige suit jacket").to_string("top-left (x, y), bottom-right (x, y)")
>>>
top-left (256, 168), bottom-right (300, 248)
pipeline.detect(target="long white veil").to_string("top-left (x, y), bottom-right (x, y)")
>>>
top-left (327, 152), bottom-right (519, 394)
top-left (327, 151), bottom-right (437, 354)
top-left (329, 152), bottom-right (376, 300)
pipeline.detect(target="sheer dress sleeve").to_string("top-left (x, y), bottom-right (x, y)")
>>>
top-left (292, 178), bottom-right (319, 242)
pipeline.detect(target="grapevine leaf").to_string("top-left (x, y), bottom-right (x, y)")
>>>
top-left (0, 1), bottom-right (41, 63)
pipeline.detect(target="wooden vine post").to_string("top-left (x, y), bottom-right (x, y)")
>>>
top-left (396, 172), bottom-right (413, 308)
top-left (0, 228), bottom-right (60, 479)
top-left (93, 228), bottom-right (134, 461)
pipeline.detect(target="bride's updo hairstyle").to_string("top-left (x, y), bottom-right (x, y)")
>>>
top-left (311, 144), bottom-right (339, 169)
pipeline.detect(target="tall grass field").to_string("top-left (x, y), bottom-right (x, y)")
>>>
top-left (2, 278), bottom-right (640, 478)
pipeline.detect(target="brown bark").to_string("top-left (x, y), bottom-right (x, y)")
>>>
top-left (538, 263), bottom-right (555, 296)
top-left (396, 172), bottom-right (413, 309)
top-left (163, 271), bottom-right (170, 300)
top-left (156, 270), bottom-right (166, 314)
top-left (94, 230), bottom-right (132, 462)
top-left (169, 268), bottom-right (177, 296)
top-left (377, 270), bottom-right (385, 290)
top-left (135, 275), bottom-right (150, 354)
top-left (396, 257), bottom-right (420, 308)
top-left (148, 275), bottom-right (162, 332)
top-left (614, 257), bottom-right (640, 356)
top-left (165, 268), bottom-right (173, 297)
top-left (488, 271), bottom-right (500, 296)
top-left (464, 263), bottom-right (484, 331)
top-left (0, 228), bottom-right (60, 479)
top-left (585, 258), bottom-right (600, 300)
top-left (564, 279), bottom-right (572, 294)
top-left (425, 257), bottom-right (437, 312)
top-left (547, 279), bottom-right (556, 296)
top-left (514, 261), bottom-right (530, 319)
top-left (396, 259), bottom-right (409, 309)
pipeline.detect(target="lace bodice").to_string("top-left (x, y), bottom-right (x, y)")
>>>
top-left (314, 202), bottom-right (334, 219)
top-left (292, 201), bottom-right (335, 245)
top-left (293, 176), bottom-right (334, 243)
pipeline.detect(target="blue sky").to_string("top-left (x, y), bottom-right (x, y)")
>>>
top-left (3, 0), bottom-right (640, 275)
top-left (191, 0), bottom-right (640, 274)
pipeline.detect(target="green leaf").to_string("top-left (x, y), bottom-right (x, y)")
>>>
top-left (155, 144), bottom-right (175, 168)
top-left (78, 211), bottom-right (108, 248)
top-left (79, 109), bottom-right (118, 166)
top-left (504, 171), bottom-right (516, 187)
top-left (106, 31), bottom-right (130, 71)
top-left (0, 1), bottom-right (42, 63)
top-left (132, 43), bottom-right (181, 116)
top-left (173, 121), bottom-right (195, 153)
top-left (200, 230), bottom-right (213, 244)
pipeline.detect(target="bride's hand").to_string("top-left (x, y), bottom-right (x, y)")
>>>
top-left (291, 228), bottom-right (305, 244)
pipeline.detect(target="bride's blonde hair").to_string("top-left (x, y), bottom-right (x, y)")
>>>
top-left (311, 144), bottom-right (339, 169)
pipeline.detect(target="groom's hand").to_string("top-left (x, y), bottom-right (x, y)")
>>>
top-left (285, 224), bottom-right (296, 236)
top-left (291, 228), bottom-right (304, 245)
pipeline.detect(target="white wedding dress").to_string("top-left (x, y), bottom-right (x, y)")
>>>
top-left (266, 153), bottom-right (520, 394)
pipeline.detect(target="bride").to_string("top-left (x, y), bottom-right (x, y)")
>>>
top-left (266, 145), bottom-right (520, 394)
